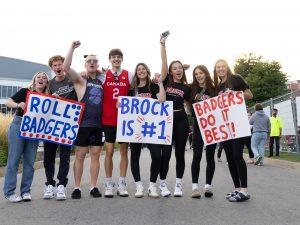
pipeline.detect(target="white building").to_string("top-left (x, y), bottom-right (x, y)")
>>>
top-left (0, 56), bottom-right (52, 113)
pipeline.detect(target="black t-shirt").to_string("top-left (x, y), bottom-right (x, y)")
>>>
top-left (128, 83), bottom-right (159, 99)
top-left (49, 77), bottom-right (77, 100)
top-left (217, 74), bottom-right (249, 95)
top-left (10, 88), bottom-right (30, 117)
top-left (164, 74), bottom-right (191, 110)
top-left (191, 86), bottom-right (214, 117)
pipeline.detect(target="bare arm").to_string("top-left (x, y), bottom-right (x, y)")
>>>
top-left (63, 41), bottom-right (85, 85)
top-left (243, 88), bottom-right (253, 100)
top-left (155, 73), bottom-right (166, 102)
top-left (160, 31), bottom-right (169, 82)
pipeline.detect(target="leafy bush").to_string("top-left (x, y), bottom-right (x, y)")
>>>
top-left (0, 114), bottom-right (13, 167)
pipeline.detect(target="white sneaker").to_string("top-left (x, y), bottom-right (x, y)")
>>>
top-left (56, 185), bottom-right (66, 201)
top-left (135, 184), bottom-right (144, 198)
top-left (22, 193), bottom-right (31, 201)
top-left (7, 194), bottom-right (22, 203)
top-left (159, 183), bottom-right (171, 197)
top-left (104, 182), bottom-right (114, 198)
top-left (117, 181), bottom-right (129, 197)
top-left (43, 185), bottom-right (55, 199)
top-left (174, 183), bottom-right (183, 197)
top-left (148, 186), bottom-right (159, 198)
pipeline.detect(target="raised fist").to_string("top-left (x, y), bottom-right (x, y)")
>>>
top-left (71, 40), bottom-right (81, 49)
top-left (160, 31), bottom-right (170, 44)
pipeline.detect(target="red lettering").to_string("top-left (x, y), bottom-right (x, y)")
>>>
top-left (222, 94), bottom-right (228, 108)
top-left (217, 95), bottom-right (223, 109)
top-left (227, 92), bottom-right (235, 106)
top-left (235, 91), bottom-right (244, 104)
top-left (203, 101), bottom-right (211, 115)
top-left (204, 130), bottom-right (214, 144)
top-left (211, 127), bottom-right (220, 141)
top-left (219, 125), bottom-right (229, 140)
top-left (195, 104), bottom-right (203, 117)
top-left (210, 98), bottom-right (217, 111)
top-left (207, 114), bottom-right (216, 126)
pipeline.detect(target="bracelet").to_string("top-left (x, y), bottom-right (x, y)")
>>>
top-left (160, 42), bottom-right (165, 46)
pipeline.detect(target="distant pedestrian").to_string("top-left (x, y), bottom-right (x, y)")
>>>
top-left (250, 104), bottom-right (270, 166)
top-left (269, 108), bottom-right (282, 157)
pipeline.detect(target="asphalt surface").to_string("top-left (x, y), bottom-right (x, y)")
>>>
top-left (0, 147), bottom-right (300, 225)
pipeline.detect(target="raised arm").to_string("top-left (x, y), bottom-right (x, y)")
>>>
top-left (160, 31), bottom-right (169, 82)
top-left (155, 73), bottom-right (166, 102)
top-left (63, 41), bottom-right (84, 85)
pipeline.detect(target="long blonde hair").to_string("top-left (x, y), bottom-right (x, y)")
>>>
top-left (29, 71), bottom-right (50, 94)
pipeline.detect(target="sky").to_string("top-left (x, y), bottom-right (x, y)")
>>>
top-left (1, 0), bottom-right (299, 82)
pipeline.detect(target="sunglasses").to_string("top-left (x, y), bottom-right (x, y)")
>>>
top-left (86, 59), bottom-right (98, 64)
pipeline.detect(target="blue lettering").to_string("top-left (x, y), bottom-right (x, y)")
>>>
top-left (60, 123), bottom-right (71, 138)
top-left (131, 98), bottom-right (139, 114)
top-left (140, 99), bottom-right (150, 115)
top-left (42, 99), bottom-right (51, 114)
top-left (52, 121), bottom-right (64, 137)
top-left (160, 103), bottom-right (169, 116)
top-left (37, 118), bottom-right (46, 132)
top-left (126, 120), bottom-right (134, 136)
top-left (30, 97), bottom-right (40, 113)
top-left (52, 101), bottom-right (61, 116)
top-left (29, 117), bottom-right (37, 133)
top-left (44, 119), bottom-right (55, 134)
top-left (20, 115), bottom-right (31, 131)
top-left (69, 125), bottom-right (78, 140)
top-left (63, 104), bottom-right (71, 119)
top-left (121, 98), bottom-right (130, 114)
top-left (151, 101), bottom-right (159, 115)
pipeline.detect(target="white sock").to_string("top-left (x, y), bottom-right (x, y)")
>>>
top-left (105, 177), bottom-right (112, 184)
top-left (192, 183), bottom-right (199, 190)
top-left (176, 178), bottom-right (182, 185)
top-left (135, 181), bottom-right (143, 187)
top-left (90, 186), bottom-right (95, 191)
top-left (160, 179), bottom-right (166, 187)
top-left (149, 182), bottom-right (156, 188)
top-left (204, 184), bottom-right (211, 189)
top-left (74, 187), bottom-right (81, 190)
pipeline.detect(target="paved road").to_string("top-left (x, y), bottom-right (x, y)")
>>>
top-left (0, 148), bottom-right (300, 225)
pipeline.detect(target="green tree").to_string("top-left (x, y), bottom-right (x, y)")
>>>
top-left (234, 53), bottom-right (289, 106)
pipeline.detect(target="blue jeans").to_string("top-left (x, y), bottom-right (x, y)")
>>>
top-left (3, 116), bottom-right (38, 197)
top-left (251, 132), bottom-right (268, 160)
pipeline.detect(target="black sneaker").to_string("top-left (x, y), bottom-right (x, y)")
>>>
top-left (90, 187), bottom-right (102, 198)
top-left (71, 189), bottom-right (81, 199)
top-left (228, 192), bottom-right (250, 202)
top-left (225, 190), bottom-right (239, 199)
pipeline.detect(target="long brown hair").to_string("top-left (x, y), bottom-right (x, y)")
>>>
top-left (168, 60), bottom-right (188, 85)
top-left (190, 65), bottom-right (215, 101)
top-left (213, 59), bottom-right (233, 88)
top-left (132, 63), bottom-right (151, 95)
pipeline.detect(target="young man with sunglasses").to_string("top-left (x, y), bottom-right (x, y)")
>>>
top-left (63, 41), bottom-right (104, 199)
top-left (43, 55), bottom-right (77, 201)
top-left (98, 49), bottom-right (134, 197)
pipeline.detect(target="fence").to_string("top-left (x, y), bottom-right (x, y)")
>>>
top-left (249, 90), bottom-right (300, 156)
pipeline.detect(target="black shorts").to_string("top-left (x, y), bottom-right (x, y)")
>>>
top-left (102, 125), bottom-right (125, 144)
top-left (75, 127), bottom-right (104, 147)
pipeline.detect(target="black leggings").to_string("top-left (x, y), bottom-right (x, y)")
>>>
top-left (130, 143), bottom-right (172, 182)
top-left (222, 138), bottom-right (248, 188)
top-left (172, 110), bottom-right (189, 179)
top-left (191, 119), bottom-right (216, 184)
top-left (244, 136), bottom-right (254, 158)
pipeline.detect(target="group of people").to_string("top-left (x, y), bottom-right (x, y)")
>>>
top-left (4, 32), bottom-right (255, 203)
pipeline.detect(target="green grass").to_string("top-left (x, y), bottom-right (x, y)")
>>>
top-left (244, 148), bottom-right (300, 163)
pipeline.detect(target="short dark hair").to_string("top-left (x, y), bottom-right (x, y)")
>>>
top-left (255, 103), bottom-right (263, 111)
top-left (109, 48), bottom-right (123, 59)
top-left (273, 108), bottom-right (278, 112)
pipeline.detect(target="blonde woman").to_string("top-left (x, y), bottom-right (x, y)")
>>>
top-left (3, 71), bottom-right (50, 202)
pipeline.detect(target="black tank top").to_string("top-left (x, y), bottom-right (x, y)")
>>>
top-left (80, 77), bottom-right (103, 127)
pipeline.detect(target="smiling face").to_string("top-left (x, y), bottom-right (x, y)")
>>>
top-left (170, 61), bottom-right (184, 82)
top-left (109, 55), bottom-right (123, 69)
top-left (136, 64), bottom-right (149, 80)
top-left (194, 68), bottom-right (206, 86)
top-left (215, 60), bottom-right (228, 81)
top-left (33, 72), bottom-right (49, 93)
